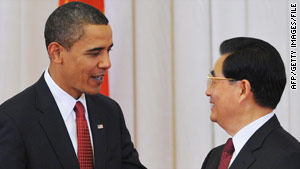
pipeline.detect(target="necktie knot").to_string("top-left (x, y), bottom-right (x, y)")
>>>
top-left (74, 101), bottom-right (85, 117)
top-left (218, 138), bottom-right (235, 169)
top-left (223, 138), bottom-right (234, 154)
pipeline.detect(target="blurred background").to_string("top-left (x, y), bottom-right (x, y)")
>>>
top-left (0, 0), bottom-right (299, 168)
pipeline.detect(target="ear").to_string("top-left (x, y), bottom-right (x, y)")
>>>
top-left (238, 79), bottom-right (252, 102)
top-left (47, 42), bottom-right (65, 64)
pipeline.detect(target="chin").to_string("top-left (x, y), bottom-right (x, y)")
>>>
top-left (84, 88), bottom-right (101, 95)
top-left (210, 114), bottom-right (217, 122)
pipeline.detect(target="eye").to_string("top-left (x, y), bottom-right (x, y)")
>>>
top-left (90, 53), bottom-right (99, 56)
top-left (88, 51), bottom-right (101, 56)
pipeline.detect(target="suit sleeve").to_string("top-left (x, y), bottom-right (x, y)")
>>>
top-left (272, 151), bottom-right (300, 169)
top-left (117, 105), bottom-right (147, 169)
top-left (0, 113), bottom-right (26, 169)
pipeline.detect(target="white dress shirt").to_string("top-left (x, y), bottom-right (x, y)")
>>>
top-left (229, 112), bottom-right (275, 167)
top-left (44, 69), bottom-right (94, 155)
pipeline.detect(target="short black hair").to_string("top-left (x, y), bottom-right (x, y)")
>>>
top-left (44, 1), bottom-right (109, 50)
top-left (220, 37), bottom-right (286, 109)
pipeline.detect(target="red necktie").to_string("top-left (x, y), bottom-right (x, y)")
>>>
top-left (218, 138), bottom-right (235, 169)
top-left (74, 101), bottom-right (94, 169)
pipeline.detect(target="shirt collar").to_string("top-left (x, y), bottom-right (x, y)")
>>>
top-left (232, 112), bottom-right (275, 156)
top-left (44, 69), bottom-right (87, 121)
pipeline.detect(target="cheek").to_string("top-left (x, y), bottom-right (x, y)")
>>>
top-left (211, 89), bottom-right (223, 102)
top-left (81, 66), bottom-right (100, 83)
top-left (213, 91), bottom-right (233, 112)
top-left (76, 62), bottom-right (95, 76)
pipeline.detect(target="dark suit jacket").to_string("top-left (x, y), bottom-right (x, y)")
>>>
top-left (0, 74), bottom-right (146, 169)
top-left (201, 115), bottom-right (300, 169)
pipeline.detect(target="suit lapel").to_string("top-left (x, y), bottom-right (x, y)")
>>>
top-left (209, 148), bottom-right (223, 169)
top-left (229, 144), bottom-right (255, 169)
top-left (210, 158), bottom-right (221, 169)
top-left (35, 75), bottom-right (80, 169)
top-left (86, 95), bottom-right (107, 169)
top-left (229, 116), bottom-right (281, 169)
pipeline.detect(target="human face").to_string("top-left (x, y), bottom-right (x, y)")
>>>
top-left (58, 24), bottom-right (113, 99)
top-left (206, 54), bottom-right (241, 133)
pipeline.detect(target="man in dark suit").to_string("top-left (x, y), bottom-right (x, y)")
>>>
top-left (0, 2), bottom-right (146, 169)
top-left (202, 37), bottom-right (300, 169)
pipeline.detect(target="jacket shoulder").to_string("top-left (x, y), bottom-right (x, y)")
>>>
top-left (86, 94), bottom-right (121, 110)
top-left (201, 144), bottom-right (223, 169)
top-left (0, 83), bottom-right (37, 114)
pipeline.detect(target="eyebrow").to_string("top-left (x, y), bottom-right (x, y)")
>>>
top-left (86, 43), bottom-right (114, 52)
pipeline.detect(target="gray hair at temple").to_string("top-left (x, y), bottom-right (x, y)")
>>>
top-left (44, 1), bottom-right (109, 50)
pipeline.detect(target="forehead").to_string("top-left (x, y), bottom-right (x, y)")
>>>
top-left (213, 54), bottom-right (229, 76)
top-left (71, 24), bottom-right (112, 50)
top-left (81, 24), bottom-right (112, 40)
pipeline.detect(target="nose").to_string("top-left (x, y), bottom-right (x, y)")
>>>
top-left (205, 86), bottom-right (211, 96)
top-left (98, 51), bottom-right (111, 69)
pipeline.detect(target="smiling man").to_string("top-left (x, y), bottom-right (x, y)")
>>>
top-left (0, 2), bottom-right (146, 169)
top-left (202, 37), bottom-right (300, 169)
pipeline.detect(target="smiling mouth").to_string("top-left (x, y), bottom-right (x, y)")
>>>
top-left (91, 75), bottom-right (103, 83)
top-left (210, 102), bottom-right (215, 108)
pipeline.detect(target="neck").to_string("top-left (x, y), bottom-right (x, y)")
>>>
top-left (48, 66), bottom-right (82, 99)
top-left (226, 104), bottom-right (273, 136)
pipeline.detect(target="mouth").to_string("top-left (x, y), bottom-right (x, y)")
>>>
top-left (91, 75), bottom-right (104, 84)
top-left (209, 101), bottom-right (215, 109)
